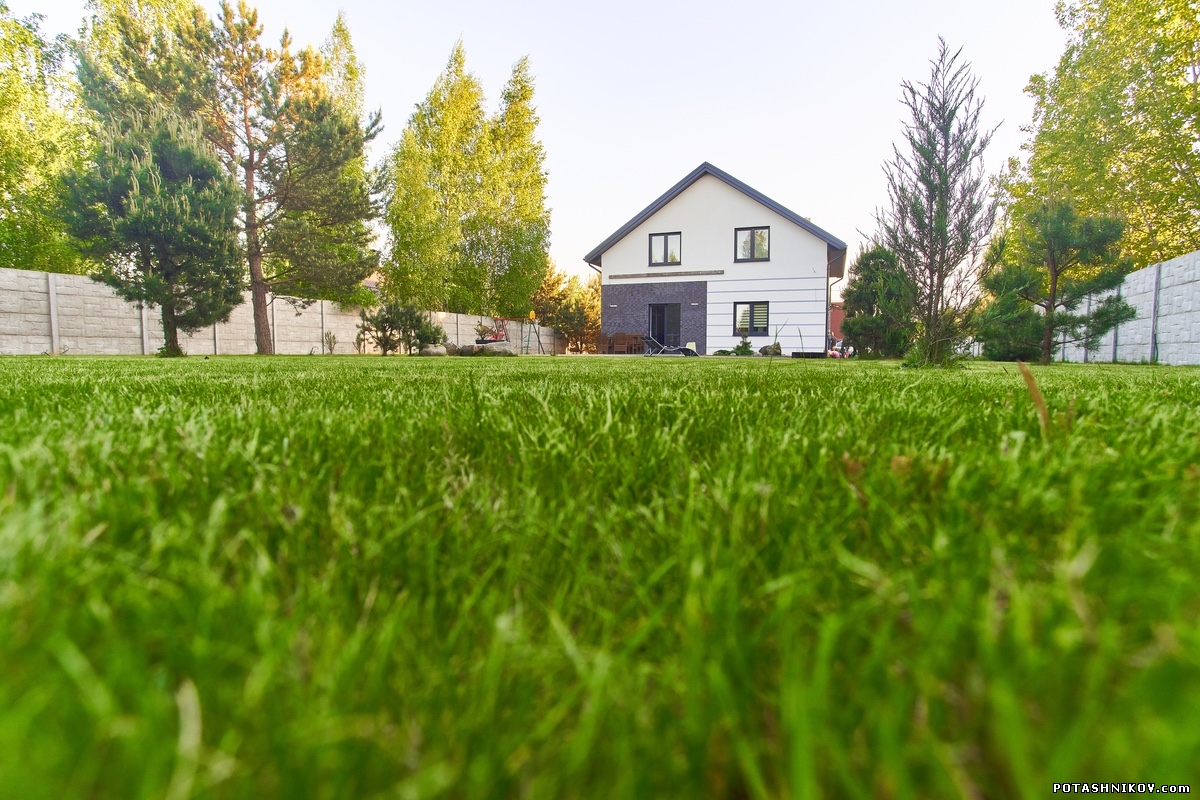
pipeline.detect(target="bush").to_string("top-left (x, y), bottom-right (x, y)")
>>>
top-left (359, 302), bottom-right (446, 355)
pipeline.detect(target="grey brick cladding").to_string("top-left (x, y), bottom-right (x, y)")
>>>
top-left (601, 280), bottom-right (707, 354)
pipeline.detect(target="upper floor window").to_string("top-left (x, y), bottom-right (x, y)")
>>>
top-left (735, 227), bottom-right (770, 262)
top-left (649, 232), bottom-right (681, 266)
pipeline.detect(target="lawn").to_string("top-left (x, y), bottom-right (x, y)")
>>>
top-left (1, 356), bottom-right (1198, 798)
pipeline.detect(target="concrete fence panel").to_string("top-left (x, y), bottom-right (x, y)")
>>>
top-left (1059, 250), bottom-right (1200, 366)
top-left (0, 266), bottom-right (565, 357)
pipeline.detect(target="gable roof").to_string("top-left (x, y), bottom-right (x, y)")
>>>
top-left (583, 162), bottom-right (847, 272)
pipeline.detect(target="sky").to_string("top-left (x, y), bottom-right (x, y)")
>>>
top-left (15, 0), bottom-right (1069, 282)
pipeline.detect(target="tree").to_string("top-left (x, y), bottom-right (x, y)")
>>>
top-left (383, 43), bottom-right (485, 311)
top-left (383, 45), bottom-right (550, 317)
top-left (461, 56), bottom-right (550, 317)
top-left (533, 266), bottom-right (599, 352)
top-left (321, 11), bottom-right (363, 121)
top-left (1024, 0), bottom-right (1200, 269)
top-left (357, 300), bottom-right (444, 355)
top-left (877, 38), bottom-right (997, 365)
top-left (840, 245), bottom-right (915, 357)
top-left (78, 0), bottom-right (382, 353)
top-left (0, 3), bottom-right (87, 273)
top-left (977, 198), bottom-right (1135, 364)
top-left (60, 107), bottom-right (243, 355)
top-left (202, 2), bottom-right (381, 352)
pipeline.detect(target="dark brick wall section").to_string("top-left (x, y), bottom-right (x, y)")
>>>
top-left (601, 280), bottom-right (708, 354)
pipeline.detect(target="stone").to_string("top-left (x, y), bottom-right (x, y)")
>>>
top-left (419, 344), bottom-right (447, 357)
top-left (480, 341), bottom-right (518, 356)
top-left (758, 342), bottom-right (782, 356)
top-left (443, 342), bottom-right (460, 356)
top-left (458, 344), bottom-right (480, 356)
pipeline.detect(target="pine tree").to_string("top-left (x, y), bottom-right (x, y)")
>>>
top-left (59, 107), bottom-right (243, 355)
top-left (78, 0), bottom-right (381, 353)
top-left (978, 198), bottom-right (1135, 364)
top-left (878, 38), bottom-right (996, 365)
top-left (840, 245), bottom-right (915, 357)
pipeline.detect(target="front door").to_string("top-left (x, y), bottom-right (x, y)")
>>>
top-left (648, 303), bottom-right (681, 347)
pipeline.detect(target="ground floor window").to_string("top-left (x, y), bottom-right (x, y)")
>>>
top-left (734, 302), bottom-right (769, 336)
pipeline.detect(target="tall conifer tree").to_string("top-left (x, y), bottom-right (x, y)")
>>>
top-left (877, 38), bottom-right (996, 365)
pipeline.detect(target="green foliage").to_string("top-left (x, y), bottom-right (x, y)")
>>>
top-left (533, 266), bottom-right (599, 352)
top-left (0, 3), bottom-right (88, 273)
top-left (1023, 0), bottom-right (1200, 268)
top-left (840, 245), bottom-right (915, 357)
top-left (878, 38), bottom-right (996, 366)
top-left (358, 300), bottom-right (444, 355)
top-left (383, 45), bottom-right (550, 317)
top-left (732, 335), bottom-right (754, 356)
top-left (78, 0), bottom-right (381, 353)
top-left (59, 107), bottom-right (243, 355)
top-left (978, 198), bottom-right (1135, 364)
top-left (1, 358), bottom-right (1199, 796)
top-left (974, 265), bottom-right (1044, 361)
top-left (321, 11), bottom-right (363, 121)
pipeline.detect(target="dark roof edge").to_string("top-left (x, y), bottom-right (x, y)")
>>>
top-left (583, 162), bottom-right (847, 267)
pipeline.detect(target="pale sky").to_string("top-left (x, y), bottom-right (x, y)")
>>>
top-left (16, 0), bottom-right (1068, 281)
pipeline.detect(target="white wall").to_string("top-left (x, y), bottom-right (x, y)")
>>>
top-left (599, 174), bottom-right (831, 352)
top-left (0, 267), bottom-right (565, 356)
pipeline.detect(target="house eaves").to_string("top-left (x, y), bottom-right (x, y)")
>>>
top-left (583, 162), bottom-right (848, 275)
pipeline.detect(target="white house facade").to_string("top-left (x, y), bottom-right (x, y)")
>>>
top-left (585, 163), bottom-right (846, 355)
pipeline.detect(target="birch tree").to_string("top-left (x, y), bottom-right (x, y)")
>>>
top-left (1025, 0), bottom-right (1200, 268)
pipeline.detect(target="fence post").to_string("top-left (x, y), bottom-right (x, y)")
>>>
top-left (213, 323), bottom-right (218, 355)
top-left (1112, 286), bottom-right (1121, 363)
top-left (271, 294), bottom-right (277, 354)
top-left (1150, 262), bottom-right (1162, 363)
top-left (140, 302), bottom-right (149, 355)
top-left (1083, 294), bottom-right (1091, 363)
top-left (46, 272), bottom-right (60, 355)
top-left (320, 300), bottom-right (325, 353)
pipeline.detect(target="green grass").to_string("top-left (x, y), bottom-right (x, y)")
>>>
top-left (1, 356), bottom-right (1198, 799)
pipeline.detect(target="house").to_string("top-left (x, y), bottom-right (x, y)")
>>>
top-left (584, 162), bottom-right (846, 355)
top-left (829, 302), bottom-right (845, 343)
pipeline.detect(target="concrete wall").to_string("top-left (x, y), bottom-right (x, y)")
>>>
top-left (0, 266), bottom-right (565, 356)
top-left (1060, 250), bottom-right (1200, 365)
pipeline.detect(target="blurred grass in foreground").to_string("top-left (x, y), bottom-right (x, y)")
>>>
top-left (1, 356), bottom-right (1198, 798)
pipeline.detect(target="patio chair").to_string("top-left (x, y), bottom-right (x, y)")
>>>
top-left (643, 334), bottom-right (699, 357)
top-left (612, 333), bottom-right (629, 355)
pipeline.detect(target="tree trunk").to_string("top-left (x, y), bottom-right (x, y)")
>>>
top-left (161, 302), bottom-right (181, 357)
top-left (249, 248), bottom-right (272, 355)
top-left (244, 160), bottom-right (273, 355)
top-left (1040, 270), bottom-right (1058, 366)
